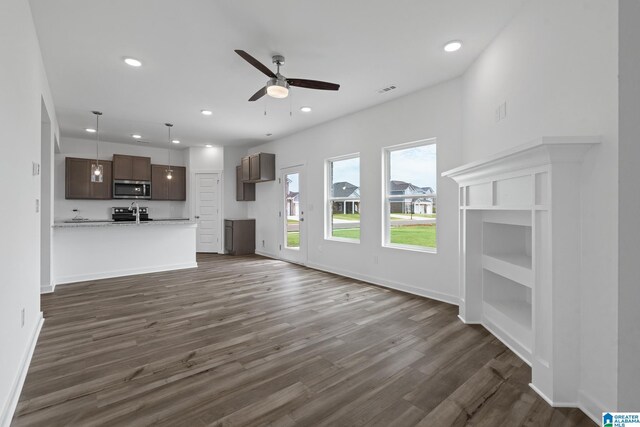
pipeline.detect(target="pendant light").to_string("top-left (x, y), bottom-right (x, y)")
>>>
top-left (90, 111), bottom-right (103, 182)
top-left (165, 123), bottom-right (173, 180)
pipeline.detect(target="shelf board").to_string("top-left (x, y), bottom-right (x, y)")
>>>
top-left (483, 299), bottom-right (532, 356)
top-left (482, 254), bottom-right (533, 288)
top-left (464, 205), bottom-right (533, 211)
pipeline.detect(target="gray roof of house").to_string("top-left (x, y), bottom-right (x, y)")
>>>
top-left (332, 182), bottom-right (360, 198)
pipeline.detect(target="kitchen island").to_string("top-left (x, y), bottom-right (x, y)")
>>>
top-left (51, 219), bottom-right (197, 289)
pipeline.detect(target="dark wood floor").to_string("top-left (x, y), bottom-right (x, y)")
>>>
top-left (13, 254), bottom-right (594, 426)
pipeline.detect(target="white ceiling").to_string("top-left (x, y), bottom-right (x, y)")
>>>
top-left (29, 0), bottom-right (524, 148)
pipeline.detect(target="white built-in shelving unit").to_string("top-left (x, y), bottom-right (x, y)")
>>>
top-left (442, 136), bottom-right (599, 407)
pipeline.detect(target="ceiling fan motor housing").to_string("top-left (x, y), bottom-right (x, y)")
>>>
top-left (266, 77), bottom-right (289, 98)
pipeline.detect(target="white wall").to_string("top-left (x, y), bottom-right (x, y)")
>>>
top-left (187, 146), bottom-right (224, 172)
top-left (223, 145), bottom-right (249, 221)
top-left (618, 0), bottom-right (640, 412)
top-left (247, 78), bottom-right (463, 303)
top-left (55, 138), bottom-right (188, 220)
top-left (462, 0), bottom-right (618, 417)
top-left (0, 0), bottom-right (59, 423)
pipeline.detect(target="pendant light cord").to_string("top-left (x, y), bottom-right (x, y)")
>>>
top-left (94, 111), bottom-right (102, 166)
top-left (165, 123), bottom-right (173, 178)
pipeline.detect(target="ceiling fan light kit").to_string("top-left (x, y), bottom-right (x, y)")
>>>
top-left (266, 78), bottom-right (289, 98)
top-left (234, 50), bottom-right (340, 102)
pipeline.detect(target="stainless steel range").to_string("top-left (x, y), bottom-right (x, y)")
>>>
top-left (112, 206), bottom-right (150, 222)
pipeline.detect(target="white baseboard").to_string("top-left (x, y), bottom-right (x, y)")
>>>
top-left (481, 316), bottom-right (532, 367)
top-left (40, 281), bottom-right (55, 294)
top-left (578, 389), bottom-right (607, 425)
top-left (54, 262), bottom-right (198, 286)
top-left (526, 378), bottom-right (604, 425)
top-left (528, 383), bottom-right (575, 408)
top-left (1, 313), bottom-right (44, 427)
top-left (255, 250), bottom-right (278, 259)
top-left (306, 261), bottom-right (460, 306)
top-left (252, 251), bottom-right (459, 306)
top-left (457, 314), bottom-right (481, 324)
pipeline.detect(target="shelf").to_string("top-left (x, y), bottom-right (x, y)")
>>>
top-left (482, 254), bottom-right (533, 288)
top-left (483, 298), bottom-right (532, 331)
top-left (463, 205), bottom-right (533, 211)
top-left (483, 299), bottom-right (533, 358)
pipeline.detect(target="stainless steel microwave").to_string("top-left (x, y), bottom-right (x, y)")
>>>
top-left (113, 180), bottom-right (151, 199)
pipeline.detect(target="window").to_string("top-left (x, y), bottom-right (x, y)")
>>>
top-left (326, 155), bottom-right (360, 242)
top-left (384, 140), bottom-right (437, 251)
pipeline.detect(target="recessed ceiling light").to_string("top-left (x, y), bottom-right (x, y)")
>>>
top-left (205, 144), bottom-right (213, 148)
top-left (201, 110), bottom-right (213, 116)
top-left (124, 57), bottom-right (142, 67)
top-left (172, 139), bottom-right (180, 144)
top-left (443, 41), bottom-right (462, 52)
top-left (300, 106), bottom-right (312, 113)
top-left (131, 134), bottom-right (142, 139)
top-left (85, 128), bottom-right (96, 133)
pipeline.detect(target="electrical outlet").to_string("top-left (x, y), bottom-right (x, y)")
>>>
top-left (495, 101), bottom-right (507, 122)
top-left (262, 240), bottom-right (265, 248)
top-left (373, 255), bottom-right (379, 265)
top-left (21, 308), bottom-right (25, 328)
top-left (32, 162), bottom-right (40, 176)
top-left (35, 199), bottom-right (40, 213)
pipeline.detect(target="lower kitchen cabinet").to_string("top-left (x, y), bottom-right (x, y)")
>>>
top-left (224, 219), bottom-right (255, 255)
top-left (65, 157), bottom-right (112, 199)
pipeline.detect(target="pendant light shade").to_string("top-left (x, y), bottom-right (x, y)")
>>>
top-left (165, 123), bottom-right (174, 180)
top-left (90, 111), bottom-right (103, 183)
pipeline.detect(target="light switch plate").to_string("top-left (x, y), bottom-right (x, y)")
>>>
top-left (32, 161), bottom-right (40, 176)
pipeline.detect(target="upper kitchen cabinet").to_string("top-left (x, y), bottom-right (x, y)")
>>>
top-left (65, 157), bottom-right (112, 199)
top-left (241, 153), bottom-right (275, 183)
top-left (113, 154), bottom-right (151, 181)
top-left (151, 164), bottom-right (186, 201)
top-left (236, 165), bottom-right (255, 201)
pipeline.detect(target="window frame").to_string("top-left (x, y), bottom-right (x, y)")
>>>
top-left (325, 153), bottom-right (361, 244)
top-left (383, 138), bottom-right (437, 253)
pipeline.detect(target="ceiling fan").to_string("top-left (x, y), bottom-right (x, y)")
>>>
top-left (234, 50), bottom-right (340, 101)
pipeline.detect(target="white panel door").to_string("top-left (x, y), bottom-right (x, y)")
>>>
top-left (195, 173), bottom-right (220, 253)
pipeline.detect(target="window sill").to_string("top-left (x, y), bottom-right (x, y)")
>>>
top-left (325, 236), bottom-right (360, 244)
top-left (383, 243), bottom-right (437, 254)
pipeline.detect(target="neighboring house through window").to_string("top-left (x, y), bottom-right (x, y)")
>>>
top-left (384, 139), bottom-right (437, 251)
top-left (326, 154), bottom-right (360, 242)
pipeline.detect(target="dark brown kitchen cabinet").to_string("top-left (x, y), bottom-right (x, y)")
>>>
top-left (113, 154), bottom-right (151, 181)
top-left (224, 219), bottom-right (255, 255)
top-left (65, 157), bottom-right (112, 199)
top-left (241, 156), bottom-right (251, 181)
top-left (240, 153), bottom-right (275, 183)
top-left (236, 165), bottom-right (255, 201)
top-left (151, 164), bottom-right (186, 201)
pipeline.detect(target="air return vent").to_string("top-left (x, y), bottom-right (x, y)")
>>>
top-left (377, 85), bottom-right (397, 94)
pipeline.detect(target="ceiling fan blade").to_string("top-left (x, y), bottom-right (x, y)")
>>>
top-left (234, 50), bottom-right (276, 79)
top-left (248, 87), bottom-right (267, 102)
top-left (287, 78), bottom-right (340, 91)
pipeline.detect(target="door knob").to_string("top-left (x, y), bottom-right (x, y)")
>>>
top-left (195, 215), bottom-right (200, 219)
top-left (300, 218), bottom-right (304, 222)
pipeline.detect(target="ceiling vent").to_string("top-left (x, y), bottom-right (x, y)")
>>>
top-left (377, 85), bottom-right (397, 94)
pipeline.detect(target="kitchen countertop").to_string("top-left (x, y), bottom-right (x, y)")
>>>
top-left (53, 219), bottom-right (196, 228)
